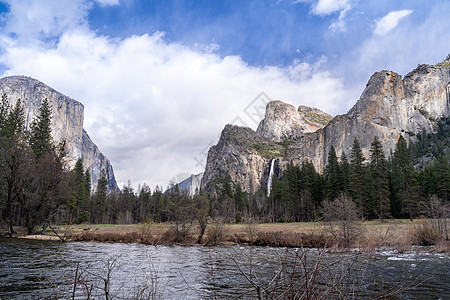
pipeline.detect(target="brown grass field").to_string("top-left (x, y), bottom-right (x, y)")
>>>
top-left (5, 218), bottom-right (448, 253)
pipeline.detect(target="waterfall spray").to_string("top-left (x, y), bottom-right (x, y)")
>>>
top-left (267, 159), bottom-right (275, 197)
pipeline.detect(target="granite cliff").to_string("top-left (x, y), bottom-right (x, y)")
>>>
top-left (0, 76), bottom-right (118, 192)
top-left (168, 172), bottom-right (204, 196)
top-left (256, 101), bottom-right (332, 142)
top-left (201, 57), bottom-right (450, 195)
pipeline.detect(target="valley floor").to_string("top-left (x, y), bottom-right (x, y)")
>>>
top-left (3, 219), bottom-right (449, 253)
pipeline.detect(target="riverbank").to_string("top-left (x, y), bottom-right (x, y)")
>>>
top-left (3, 219), bottom-right (448, 253)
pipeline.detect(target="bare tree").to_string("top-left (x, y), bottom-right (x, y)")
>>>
top-left (322, 193), bottom-right (361, 247)
top-left (193, 194), bottom-right (209, 243)
top-left (422, 195), bottom-right (448, 240)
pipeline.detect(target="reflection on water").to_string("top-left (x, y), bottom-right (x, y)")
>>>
top-left (0, 238), bottom-right (448, 299)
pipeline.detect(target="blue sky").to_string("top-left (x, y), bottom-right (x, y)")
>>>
top-left (0, 0), bottom-right (449, 188)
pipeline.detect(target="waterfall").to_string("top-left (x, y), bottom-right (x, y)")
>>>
top-left (267, 159), bottom-right (275, 197)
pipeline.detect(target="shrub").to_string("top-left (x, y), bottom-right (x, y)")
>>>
top-left (411, 220), bottom-right (441, 246)
top-left (205, 223), bottom-right (226, 246)
top-left (235, 211), bottom-right (242, 223)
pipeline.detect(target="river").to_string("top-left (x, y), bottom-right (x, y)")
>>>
top-left (0, 238), bottom-right (448, 299)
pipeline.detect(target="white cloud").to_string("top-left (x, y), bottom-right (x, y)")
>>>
top-left (94, 0), bottom-right (120, 6)
top-left (374, 9), bottom-right (413, 36)
top-left (312, 0), bottom-right (350, 16)
top-left (0, 29), bottom-right (349, 188)
top-left (307, 0), bottom-right (352, 33)
top-left (2, 0), bottom-right (89, 41)
top-left (329, 8), bottom-right (348, 32)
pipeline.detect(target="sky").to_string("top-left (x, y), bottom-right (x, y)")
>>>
top-left (0, 0), bottom-right (449, 190)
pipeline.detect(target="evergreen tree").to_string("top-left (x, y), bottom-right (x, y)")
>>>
top-left (340, 152), bottom-right (350, 194)
top-left (73, 158), bottom-right (86, 220)
top-left (420, 156), bottom-right (450, 202)
top-left (435, 157), bottom-right (450, 201)
top-left (369, 136), bottom-right (390, 221)
top-left (283, 162), bottom-right (299, 221)
top-left (234, 183), bottom-right (246, 212)
top-left (298, 160), bottom-right (318, 221)
top-left (325, 146), bottom-right (341, 200)
top-left (269, 174), bottom-right (282, 222)
top-left (349, 138), bottom-right (369, 218)
top-left (94, 169), bottom-right (108, 224)
top-left (29, 98), bottom-right (53, 159)
top-left (84, 169), bottom-right (92, 201)
top-left (221, 176), bottom-right (233, 200)
top-left (391, 135), bottom-right (419, 220)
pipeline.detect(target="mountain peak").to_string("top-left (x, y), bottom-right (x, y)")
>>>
top-left (256, 100), bottom-right (332, 142)
top-left (202, 59), bottom-right (450, 194)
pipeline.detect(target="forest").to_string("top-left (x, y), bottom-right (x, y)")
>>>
top-left (0, 93), bottom-right (449, 236)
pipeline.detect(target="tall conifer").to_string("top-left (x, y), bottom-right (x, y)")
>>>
top-left (369, 136), bottom-right (390, 221)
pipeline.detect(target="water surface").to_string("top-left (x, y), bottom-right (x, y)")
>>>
top-left (0, 238), bottom-right (448, 299)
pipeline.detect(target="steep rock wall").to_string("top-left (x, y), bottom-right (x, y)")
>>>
top-left (0, 76), bottom-right (118, 192)
top-left (202, 59), bottom-right (450, 194)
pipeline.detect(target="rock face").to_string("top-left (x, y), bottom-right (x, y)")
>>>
top-left (0, 76), bottom-right (118, 192)
top-left (256, 100), bottom-right (332, 142)
top-left (173, 172), bottom-right (204, 196)
top-left (202, 125), bottom-right (284, 195)
top-left (202, 58), bottom-right (450, 194)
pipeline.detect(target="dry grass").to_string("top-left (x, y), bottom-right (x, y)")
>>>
top-left (5, 219), bottom-right (446, 252)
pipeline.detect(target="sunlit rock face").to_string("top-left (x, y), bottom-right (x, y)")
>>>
top-left (0, 76), bottom-right (118, 192)
top-left (167, 172), bottom-right (204, 196)
top-left (256, 100), bottom-right (332, 142)
top-left (202, 58), bottom-right (450, 194)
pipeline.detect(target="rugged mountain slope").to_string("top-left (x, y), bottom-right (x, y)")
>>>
top-left (201, 57), bottom-right (450, 194)
top-left (202, 110), bottom-right (329, 195)
top-left (256, 100), bottom-right (332, 142)
top-left (0, 76), bottom-right (118, 192)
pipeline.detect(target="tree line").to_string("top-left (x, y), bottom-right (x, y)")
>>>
top-left (0, 95), bottom-right (70, 235)
top-left (77, 118), bottom-right (448, 226)
top-left (267, 118), bottom-right (449, 222)
top-left (1, 92), bottom-right (448, 234)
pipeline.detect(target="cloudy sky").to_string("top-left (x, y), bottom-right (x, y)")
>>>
top-left (0, 0), bottom-right (449, 189)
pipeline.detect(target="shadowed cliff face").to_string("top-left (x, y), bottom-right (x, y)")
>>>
top-left (0, 76), bottom-right (118, 192)
top-left (201, 125), bottom-right (275, 195)
top-left (202, 59), bottom-right (450, 194)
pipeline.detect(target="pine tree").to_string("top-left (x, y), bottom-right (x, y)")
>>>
top-left (29, 98), bottom-right (53, 159)
top-left (94, 169), bottom-right (108, 224)
top-left (270, 174), bottom-right (282, 222)
top-left (349, 138), bottom-right (368, 218)
top-left (73, 158), bottom-right (86, 220)
top-left (282, 162), bottom-right (299, 221)
top-left (435, 156), bottom-right (450, 201)
top-left (369, 136), bottom-right (390, 221)
top-left (340, 152), bottom-right (350, 194)
top-left (84, 169), bottom-right (92, 201)
top-left (298, 160), bottom-right (318, 221)
top-left (391, 135), bottom-right (419, 220)
top-left (325, 146), bottom-right (341, 200)
top-left (234, 183), bottom-right (246, 212)
top-left (0, 98), bottom-right (25, 140)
